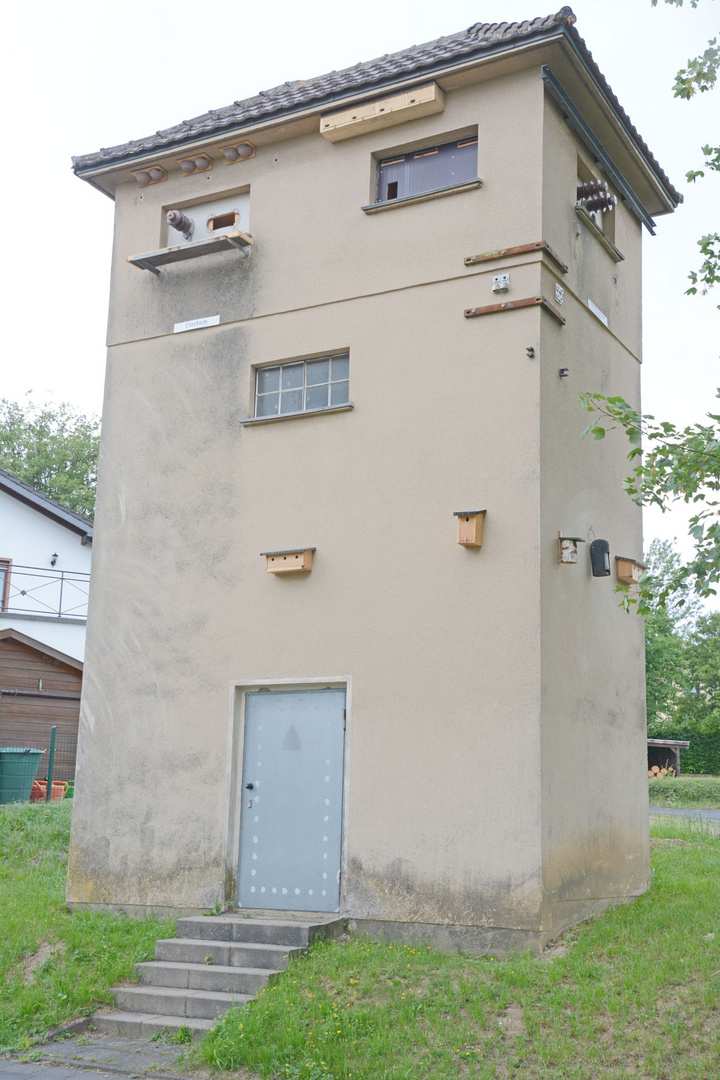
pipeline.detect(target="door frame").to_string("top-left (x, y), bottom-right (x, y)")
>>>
top-left (224, 677), bottom-right (351, 911)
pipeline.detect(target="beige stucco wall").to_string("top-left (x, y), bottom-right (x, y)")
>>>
top-left (68, 52), bottom-right (652, 945)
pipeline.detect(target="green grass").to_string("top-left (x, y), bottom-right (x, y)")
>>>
top-left (0, 801), bottom-right (175, 1051)
top-left (649, 773), bottom-right (720, 809)
top-left (195, 817), bottom-right (720, 1080)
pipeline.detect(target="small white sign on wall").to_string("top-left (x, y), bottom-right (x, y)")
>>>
top-left (173, 315), bottom-right (220, 334)
top-left (587, 299), bottom-right (608, 327)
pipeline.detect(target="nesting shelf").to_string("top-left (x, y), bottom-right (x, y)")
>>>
top-left (128, 230), bottom-right (254, 273)
top-left (262, 548), bottom-right (315, 574)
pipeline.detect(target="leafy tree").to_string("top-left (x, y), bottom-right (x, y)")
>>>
top-left (676, 611), bottom-right (720, 732)
top-left (580, 391), bottom-right (720, 609)
top-left (643, 540), bottom-right (696, 729)
top-left (0, 395), bottom-right (100, 519)
top-left (651, 0), bottom-right (720, 304)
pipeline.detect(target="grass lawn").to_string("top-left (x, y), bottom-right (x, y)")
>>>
top-left (649, 774), bottom-right (720, 810)
top-left (3, 801), bottom-right (719, 1077)
top-left (0, 800), bottom-right (174, 1051)
top-left (195, 816), bottom-right (720, 1080)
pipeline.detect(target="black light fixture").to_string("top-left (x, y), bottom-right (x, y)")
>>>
top-left (50, 553), bottom-right (58, 567)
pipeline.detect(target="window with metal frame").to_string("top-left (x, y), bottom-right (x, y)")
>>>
top-left (376, 136), bottom-right (478, 203)
top-left (254, 354), bottom-right (350, 418)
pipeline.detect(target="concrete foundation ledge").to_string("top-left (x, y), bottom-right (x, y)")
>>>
top-left (66, 901), bottom-right (210, 919)
top-left (347, 918), bottom-right (551, 957)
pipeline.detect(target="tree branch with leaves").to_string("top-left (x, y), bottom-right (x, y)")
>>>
top-left (651, 0), bottom-right (720, 304)
top-left (580, 391), bottom-right (720, 609)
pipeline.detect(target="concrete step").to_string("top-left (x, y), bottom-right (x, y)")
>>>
top-left (92, 1010), bottom-right (214, 1039)
top-left (176, 914), bottom-right (344, 947)
top-left (155, 936), bottom-right (299, 969)
top-left (135, 959), bottom-right (281, 994)
top-left (113, 984), bottom-right (251, 1020)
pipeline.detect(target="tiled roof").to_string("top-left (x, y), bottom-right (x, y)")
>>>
top-left (71, 7), bottom-right (680, 204)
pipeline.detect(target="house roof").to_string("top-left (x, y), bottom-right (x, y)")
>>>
top-left (71, 7), bottom-right (681, 207)
top-left (0, 470), bottom-right (93, 543)
top-left (0, 628), bottom-right (84, 672)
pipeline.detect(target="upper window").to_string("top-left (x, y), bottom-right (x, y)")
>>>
top-left (255, 354), bottom-right (350, 418)
top-left (376, 137), bottom-right (478, 203)
top-left (576, 157), bottom-right (616, 243)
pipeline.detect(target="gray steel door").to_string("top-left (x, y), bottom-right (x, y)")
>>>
top-left (238, 688), bottom-right (345, 913)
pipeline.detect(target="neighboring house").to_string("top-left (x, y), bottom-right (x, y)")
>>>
top-left (0, 628), bottom-right (82, 783)
top-left (0, 470), bottom-right (93, 662)
top-left (0, 471), bottom-right (92, 773)
top-left (67, 9), bottom-right (680, 953)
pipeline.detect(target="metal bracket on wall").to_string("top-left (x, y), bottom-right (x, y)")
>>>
top-left (540, 65), bottom-right (659, 234)
top-left (464, 295), bottom-right (566, 325)
top-left (464, 240), bottom-right (568, 275)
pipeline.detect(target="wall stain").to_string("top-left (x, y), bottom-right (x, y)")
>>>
top-left (345, 856), bottom-right (543, 930)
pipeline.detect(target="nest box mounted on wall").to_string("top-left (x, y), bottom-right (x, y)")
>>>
top-left (262, 548), bottom-right (315, 574)
top-left (615, 556), bottom-right (646, 585)
top-left (454, 510), bottom-right (486, 547)
top-left (590, 539), bottom-right (611, 577)
top-left (558, 533), bottom-right (586, 564)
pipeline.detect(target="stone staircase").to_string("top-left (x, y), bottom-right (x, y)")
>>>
top-left (93, 911), bottom-right (345, 1039)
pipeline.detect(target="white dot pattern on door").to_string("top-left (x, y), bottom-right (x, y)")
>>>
top-left (239, 688), bottom-right (345, 913)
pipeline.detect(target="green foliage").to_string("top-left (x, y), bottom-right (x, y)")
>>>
top-left (193, 822), bottom-right (720, 1078)
top-left (0, 395), bottom-right (99, 519)
top-left (649, 773), bottom-right (720, 806)
top-left (686, 231), bottom-right (720, 299)
top-left (641, 542), bottom-right (720, 767)
top-left (580, 393), bottom-right (720, 608)
top-left (643, 541), bottom-right (698, 726)
top-left (0, 801), bottom-right (174, 1051)
top-left (651, 0), bottom-right (720, 305)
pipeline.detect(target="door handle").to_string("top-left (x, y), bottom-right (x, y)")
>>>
top-left (245, 783), bottom-right (254, 790)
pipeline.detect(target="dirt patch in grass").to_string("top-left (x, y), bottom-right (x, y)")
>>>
top-left (497, 1002), bottom-right (525, 1038)
top-left (18, 941), bottom-right (66, 985)
top-left (650, 838), bottom-right (691, 848)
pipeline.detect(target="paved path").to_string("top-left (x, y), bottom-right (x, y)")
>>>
top-left (1, 1034), bottom-right (191, 1080)
top-left (650, 806), bottom-right (720, 822)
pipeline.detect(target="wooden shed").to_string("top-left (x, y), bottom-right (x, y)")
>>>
top-left (0, 628), bottom-right (82, 783)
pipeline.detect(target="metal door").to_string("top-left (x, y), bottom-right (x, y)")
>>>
top-left (238, 688), bottom-right (345, 912)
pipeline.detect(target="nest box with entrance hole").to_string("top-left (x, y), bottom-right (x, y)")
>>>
top-left (262, 548), bottom-right (315, 574)
top-left (454, 510), bottom-right (486, 547)
top-left (615, 556), bottom-right (646, 586)
top-left (558, 533), bottom-right (586, 564)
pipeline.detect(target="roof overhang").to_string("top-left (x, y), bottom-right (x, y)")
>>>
top-left (0, 627), bottom-right (84, 672)
top-left (0, 472), bottom-right (93, 544)
top-left (72, 19), bottom-right (680, 222)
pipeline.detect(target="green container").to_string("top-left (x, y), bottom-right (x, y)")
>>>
top-left (0, 748), bottom-right (44, 804)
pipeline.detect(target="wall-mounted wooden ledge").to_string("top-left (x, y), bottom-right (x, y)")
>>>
top-left (464, 240), bottom-right (569, 275)
top-left (128, 230), bottom-right (254, 274)
top-left (239, 404), bottom-right (354, 426)
top-left (361, 178), bottom-right (482, 214)
top-left (574, 207), bottom-right (625, 262)
top-left (464, 295), bottom-right (565, 325)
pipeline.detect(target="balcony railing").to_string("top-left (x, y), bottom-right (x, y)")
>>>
top-left (1, 564), bottom-right (90, 620)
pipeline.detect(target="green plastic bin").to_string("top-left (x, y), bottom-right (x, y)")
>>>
top-left (0, 748), bottom-right (44, 804)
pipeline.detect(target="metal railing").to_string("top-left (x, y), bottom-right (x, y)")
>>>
top-left (2, 564), bottom-right (89, 620)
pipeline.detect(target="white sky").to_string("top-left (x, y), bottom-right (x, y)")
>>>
top-left (1, 0), bottom-right (718, 565)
